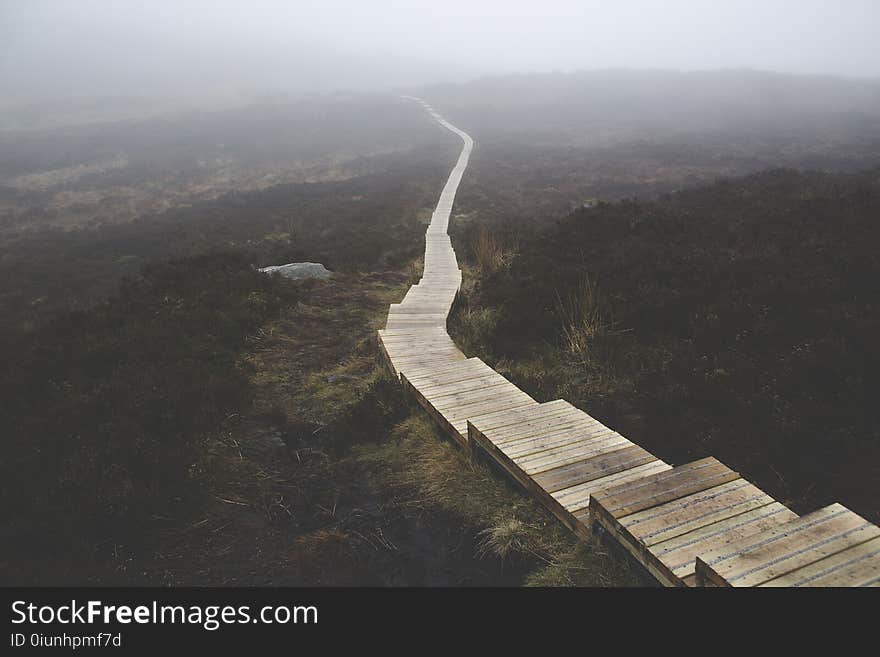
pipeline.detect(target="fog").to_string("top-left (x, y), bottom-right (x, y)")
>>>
top-left (2, 0), bottom-right (879, 107)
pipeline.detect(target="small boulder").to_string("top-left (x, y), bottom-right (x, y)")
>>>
top-left (259, 262), bottom-right (332, 280)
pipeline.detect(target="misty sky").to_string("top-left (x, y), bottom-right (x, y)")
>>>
top-left (2, 0), bottom-right (879, 102)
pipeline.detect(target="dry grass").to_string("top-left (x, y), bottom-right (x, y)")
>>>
top-left (160, 257), bottom-right (639, 586)
top-left (554, 274), bottom-right (619, 361)
top-left (447, 279), bottom-right (501, 358)
top-left (472, 226), bottom-right (509, 274)
top-left (355, 414), bottom-right (641, 586)
top-left (407, 257), bottom-right (424, 285)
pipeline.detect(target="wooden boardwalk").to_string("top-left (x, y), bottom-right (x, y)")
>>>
top-left (378, 97), bottom-right (880, 587)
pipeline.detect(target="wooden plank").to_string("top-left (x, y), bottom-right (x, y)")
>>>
top-left (403, 368), bottom-right (495, 390)
top-left (473, 414), bottom-right (595, 447)
top-left (591, 457), bottom-right (739, 519)
top-left (430, 386), bottom-right (534, 412)
top-left (586, 458), bottom-right (743, 587)
top-left (386, 345), bottom-right (466, 361)
top-left (397, 361), bottom-right (468, 378)
top-left (416, 376), bottom-right (513, 400)
top-left (426, 380), bottom-right (527, 405)
top-left (555, 460), bottom-right (672, 513)
top-left (658, 502), bottom-right (799, 581)
top-left (388, 305), bottom-right (452, 314)
top-left (532, 443), bottom-right (656, 493)
top-left (443, 395), bottom-right (538, 422)
top-left (492, 410), bottom-right (611, 450)
top-left (463, 406), bottom-right (586, 451)
top-left (621, 479), bottom-right (772, 546)
top-left (476, 404), bottom-right (590, 438)
top-left (382, 338), bottom-right (458, 350)
top-left (410, 366), bottom-right (502, 388)
top-left (394, 357), bottom-right (466, 372)
top-left (385, 321), bottom-right (446, 330)
top-left (465, 399), bottom-right (572, 429)
top-left (508, 425), bottom-right (620, 463)
top-left (516, 434), bottom-right (633, 476)
top-left (694, 502), bottom-right (849, 575)
top-left (385, 313), bottom-right (449, 319)
top-left (621, 487), bottom-right (796, 586)
top-left (695, 504), bottom-right (880, 587)
top-left (383, 332), bottom-right (455, 341)
top-left (385, 319), bottom-right (446, 327)
top-left (409, 369), bottom-right (503, 394)
top-left (757, 536), bottom-right (880, 587)
top-left (502, 422), bottom-right (612, 459)
top-left (380, 325), bottom-right (450, 333)
top-left (391, 346), bottom-right (460, 357)
top-left (387, 313), bottom-right (449, 321)
top-left (399, 356), bottom-right (483, 375)
top-left (439, 396), bottom-right (538, 423)
top-left (387, 350), bottom-right (464, 364)
top-left (402, 359), bottom-right (489, 384)
top-left (525, 438), bottom-right (656, 486)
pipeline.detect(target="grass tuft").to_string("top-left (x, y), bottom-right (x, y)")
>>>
top-left (477, 517), bottom-right (530, 560)
top-left (553, 274), bottom-right (626, 366)
top-left (472, 227), bottom-right (509, 274)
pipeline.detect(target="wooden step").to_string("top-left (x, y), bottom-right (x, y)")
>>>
top-left (695, 503), bottom-right (880, 587)
top-left (589, 457), bottom-right (798, 586)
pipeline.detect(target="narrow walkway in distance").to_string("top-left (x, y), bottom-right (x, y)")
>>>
top-left (378, 97), bottom-right (880, 588)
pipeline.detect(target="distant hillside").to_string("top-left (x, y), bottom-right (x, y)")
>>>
top-left (423, 69), bottom-right (880, 146)
top-left (426, 70), bottom-right (880, 239)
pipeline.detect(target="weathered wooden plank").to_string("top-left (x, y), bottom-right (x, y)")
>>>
top-left (440, 396), bottom-right (538, 423)
top-left (555, 460), bottom-right (671, 513)
top-left (394, 358), bottom-right (466, 373)
top-left (515, 438), bottom-right (656, 486)
top-left (516, 434), bottom-right (634, 476)
top-left (611, 484), bottom-right (798, 586)
top-left (504, 423), bottom-right (616, 460)
top-left (381, 337), bottom-right (458, 350)
top-left (502, 422), bottom-right (612, 459)
top-left (403, 367), bottom-right (493, 389)
top-left (591, 457), bottom-right (739, 519)
top-left (402, 359), bottom-right (488, 383)
top-left (378, 333), bottom-right (452, 344)
top-left (621, 479), bottom-right (772, 546)
top-left (493, 413), bottom-right (603, 444)
top-left (659, 502), bottom-right (799, 581)
top-left (430, 386), bottom-right (534, 412)
top-left (532, 443), bottom-right (655, 493)
top-left (466, 399), bottom-right (572, 429)
top-left (387, 350), bottom-right (465, 364)
top-left (408, 368), bottom-right (502, 393)
top-left (695, 504), bottom-right (880, 587)
top-left (385, 318), bottom-right (447, 327)
top-left (478, 405), bottom-right (592, 439)
top-left (758, 536), bottom-right (880, 587)
top-left (391, 349), bottom-right (464, 363)
top-left (476, 415), bottom-right (595, 448)
top-left (416, 376), bottom-right (514, 400)
top-left (405, 360), bottom-right (493, 381)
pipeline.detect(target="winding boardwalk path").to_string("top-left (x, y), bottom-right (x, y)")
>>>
top-left (378, 97), bottom-right (880, 587)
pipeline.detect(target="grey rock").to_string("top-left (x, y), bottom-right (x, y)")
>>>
top-left (258, 262), bottom-right (332, 280)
